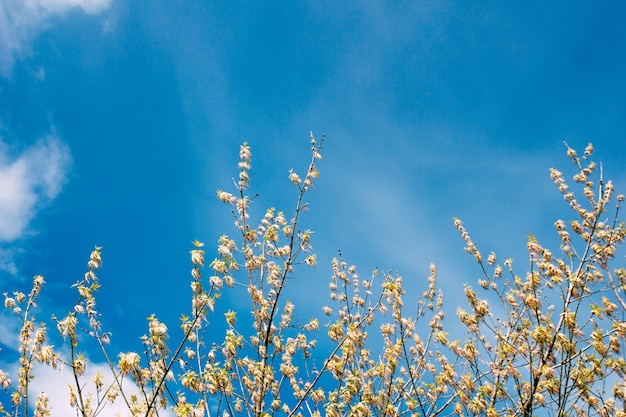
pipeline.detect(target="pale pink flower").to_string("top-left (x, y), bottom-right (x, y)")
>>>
top-left (217, 190), bottom-right (237, 204)
top-left (289, 170), bottom-right (301, 185)
top-left (191, 249), bottom-right (205, 267)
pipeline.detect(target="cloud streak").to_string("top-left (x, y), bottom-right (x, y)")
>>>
top-left (0, 0), bottom-right (112, 76)
top-left (0, 357), bottom-right (176, 417)
top-left (0, 135), bottom-right (71, 273)
top-left (29, 361), bottom-right (176, 417)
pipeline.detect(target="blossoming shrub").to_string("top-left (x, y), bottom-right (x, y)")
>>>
top-left (1, 136), bottom-right (625, 417)
top-left (451, 144), bottom-right (626, 416)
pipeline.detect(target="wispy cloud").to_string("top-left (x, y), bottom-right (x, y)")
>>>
top-left (0, 357), bottom-right (176, 417)
top-left (0, 0), bottom-right (112, 76)
top-left (0, 135), bottom-right (71, 273)
top-left (1, 308), bottom-right (172, 415)
top-left (30, 362), bottom-right (176, 417)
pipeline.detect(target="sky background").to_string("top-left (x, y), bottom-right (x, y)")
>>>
top-left (1, 1), bottom-right (626, 414)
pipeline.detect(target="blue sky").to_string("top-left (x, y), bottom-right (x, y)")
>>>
top-left (1, 1), bottom-right (626, 413)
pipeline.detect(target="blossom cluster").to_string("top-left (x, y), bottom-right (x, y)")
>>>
top-left (0, 140), bottom-right (624, 417)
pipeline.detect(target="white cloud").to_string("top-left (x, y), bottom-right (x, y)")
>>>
top-left (0, 0), bottom-right (112, 76)
top-left (0, 312), bottom-right (22, 350)
top-left (0, 248), bottom-right (19, 275)
top-left (26, 0), bottom-right (111, 14)
top-left (0, 135), bottom-right (71, 244)
top-left (0, 311), bottom-right (173, 416)
top-left (0, 358), bottom-right (176, 417)
top-left (30, 362), bottom-right (176, 417)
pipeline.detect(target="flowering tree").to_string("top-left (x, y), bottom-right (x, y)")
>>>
top-left (451, 144), bottom-right (626, 416)
top-left (1, 136), bottom-right (625, 417)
